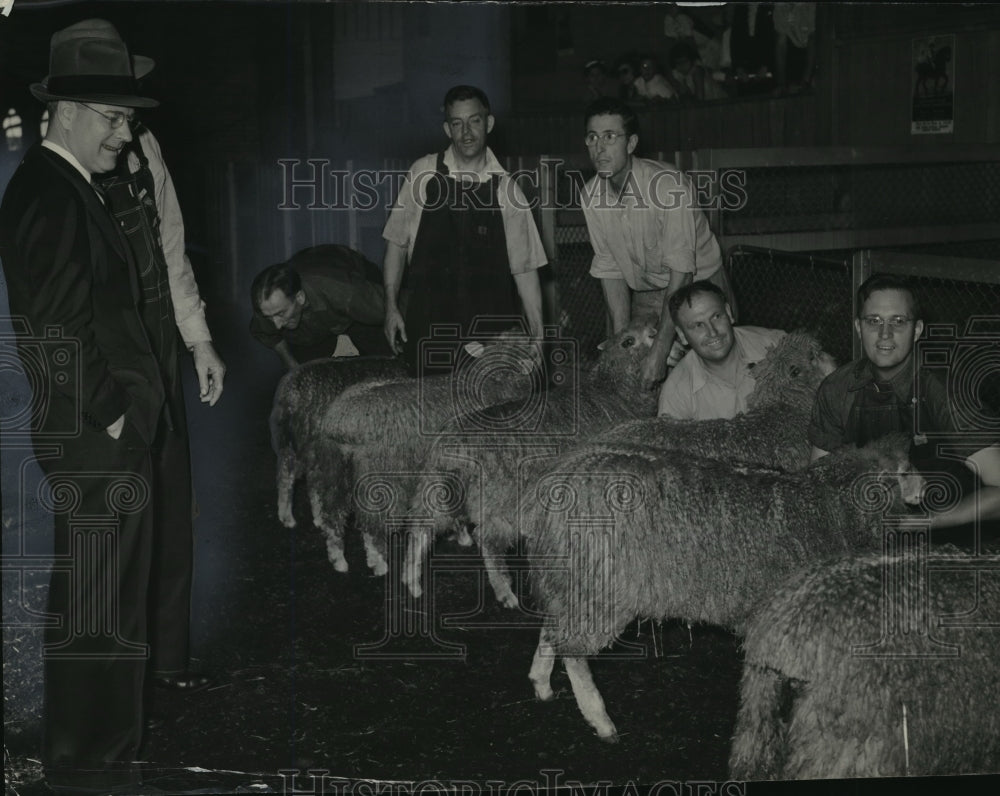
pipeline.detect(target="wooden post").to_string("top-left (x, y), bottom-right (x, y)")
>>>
top-left (226, 162), bottom-right (239, 303)
top-left (346, 158), bottom-right (358, 251)
top-left (538, 155), bottom-right (562, 329)
top-left (850, 249), bottom-right (871, 361)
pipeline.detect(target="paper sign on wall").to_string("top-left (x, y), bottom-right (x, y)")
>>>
top-left (912, 35), bottom-right (954, 135)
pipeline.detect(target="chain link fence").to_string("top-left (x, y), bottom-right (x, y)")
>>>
top-left (719, 160), bottom-right (1000, 236)
top-left (727, 247), bottom-right (854, 365)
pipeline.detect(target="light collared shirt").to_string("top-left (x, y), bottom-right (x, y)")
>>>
top-left (382, 144), bottom-right (546, 275)
top-left (582, 156), bottom-right (722, 291)
top-left (658, 325), bottom-right (786, 420)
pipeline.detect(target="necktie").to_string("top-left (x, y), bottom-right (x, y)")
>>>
top-left (91, 179), bottom-right (108, 205)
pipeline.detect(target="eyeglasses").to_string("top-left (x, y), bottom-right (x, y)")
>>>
top-left (860, 315), bottom-right (913, 331)
top-left (78, 103), bottom-right (135, 130)
top-left (585, 131), bottom-right (627, 148)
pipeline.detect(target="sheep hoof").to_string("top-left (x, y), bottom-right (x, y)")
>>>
top-left (332, 558), bottom-right (349, 573)
top-left (533, 683), bottom-right (554, 701)
top-left (371, 560), bottom-right (388, 577)
top-left (597, 730), bottom-right (620, 744)
top-left (497, 592), bottom-right (520, 610)
top-left (456, 527), bottom-right (474, 547)
top-left (404, 579), bottom-right (423, 599)
top-left (278, 508), bottom-right (296, 528)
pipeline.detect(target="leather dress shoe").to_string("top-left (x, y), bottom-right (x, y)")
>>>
top-left (151, 671), bottom-right (212, 692)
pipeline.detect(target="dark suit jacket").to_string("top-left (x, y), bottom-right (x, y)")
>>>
top-left (0, 144), bottom-right (165, 448)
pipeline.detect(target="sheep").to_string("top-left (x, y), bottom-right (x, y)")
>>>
top-left (270, 356), bottom-right (406, 528)
top-left (730, 545), bottom-right (1000, 779)
top-left (524, 432), bottom-right (925, 742)
top-left (402, 315), bottom-right (662, 606)
top-left (593, 330), bottom-right (837, 470)
top-left (305, 329), bottom-right (550, 575)
top-left (403, 330), bottom-right (834, 607)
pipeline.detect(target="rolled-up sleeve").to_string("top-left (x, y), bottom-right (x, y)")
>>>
top-left (660, 178), bottom-right (698, 275)
top-left (383, 156), bottom-right (436, 259)
top-left (142, 130), bottom-right (212, 348)
top-left (582, 184), bottom-right (623, 280)
top-left (499, 177), bottom-right (546, 275)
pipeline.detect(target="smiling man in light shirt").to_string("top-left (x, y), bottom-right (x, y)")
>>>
top-left (579, 96), bottom-right (731, 390)
top-left (381, 84), bottom-right (545, 376)
top-left (658, 280), bottom-right (788, 420)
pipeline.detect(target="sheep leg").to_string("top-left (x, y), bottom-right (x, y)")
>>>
top-left (402, 523), bottom-right (432, 598)
top-left (479, 537), bottom-right (518, 609)
top-left (454, 521), bottom-right (474, 547)
top-left (276, 449), bottom-right (297, 528)
top-left (528, 631), bottom-right (557, 701)
top-left (310, 488), bottom-right (349, 573)
top-left (563, 656), bottom-right (618, 742)
top-left (362, 531), bottom-right (388, 576)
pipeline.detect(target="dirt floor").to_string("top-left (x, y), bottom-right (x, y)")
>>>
top-left (4, 303), bottom-right (1000, 795)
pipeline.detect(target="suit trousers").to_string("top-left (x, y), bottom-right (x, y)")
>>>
top-left (146, 371), bottom-right (194, 677)
top-left (40, 417), bottom-right (154, 777)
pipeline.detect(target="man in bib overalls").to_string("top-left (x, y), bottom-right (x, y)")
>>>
top-left (381, 85), bottom-right (545, 377)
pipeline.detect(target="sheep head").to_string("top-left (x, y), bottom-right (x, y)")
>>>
top-left (588, 313), bottom-right (661, 406)
top-left (746, 331), bottom-right (837, 413)
top-left (813, 431), bottom-right (926, 516)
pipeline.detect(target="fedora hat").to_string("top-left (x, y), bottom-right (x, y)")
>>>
top-left (30, 19), bottom-right (159, 108)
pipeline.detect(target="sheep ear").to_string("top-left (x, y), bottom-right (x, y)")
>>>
top-left (597, 339), bottom-right (608, 352)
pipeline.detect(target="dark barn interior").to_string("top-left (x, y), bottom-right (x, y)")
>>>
top-left (2, 1), bottom-right (1000, 794)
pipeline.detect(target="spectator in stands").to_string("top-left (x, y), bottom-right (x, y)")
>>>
top-left (658, 281), bottom-right (788, 420)
top-left (667, 41), bottom-right (728, 102)
top-left (773, 2), bottom-right (817, 94)
top-left (582, 59), bottom-right (618, 101)
top-left (614, 54), bottom-right (642, 102)
top-left (580, 97), bottom-right (731, 390)
top-left (688, 4), bottom-right (729, 75)
top-left (809, 272), bottom-right (1000, 536)
top-left (663, 4), bottom-right (696, 50)
top-left (636, 55), bottom-right (676, 102)
top-left (250, 244), bottom-right (393, 369)
top-left (727, 2), bottom-right (776, 90)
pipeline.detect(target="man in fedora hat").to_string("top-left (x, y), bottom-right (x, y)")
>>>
top-left (0, 19), bottom-right (222, 791)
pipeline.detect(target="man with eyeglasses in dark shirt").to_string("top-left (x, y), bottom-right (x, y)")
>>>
top-left (579, 96), bottom-right (731, 390)
top-left (809, 273), bottom-right (1000, 535)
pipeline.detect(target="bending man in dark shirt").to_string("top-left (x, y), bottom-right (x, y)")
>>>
top-left (809, 272), bottom-right (1000, 535)
top-left (250, 244), bottom-right (394, 369)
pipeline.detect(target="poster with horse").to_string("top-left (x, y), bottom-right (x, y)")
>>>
top-left (912, 34), bottom-right (954, 134)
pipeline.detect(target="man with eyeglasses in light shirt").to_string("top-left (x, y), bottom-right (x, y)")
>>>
top-left (809, 273), bottom-right (1000, 535)
top-left (579, 96), bottom-right (731, 391)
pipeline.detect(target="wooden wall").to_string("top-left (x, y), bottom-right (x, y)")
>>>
top-left (832, 26), bottom-right (1000, 145)
top-left (507, 2), bottom-right (1000, 152)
